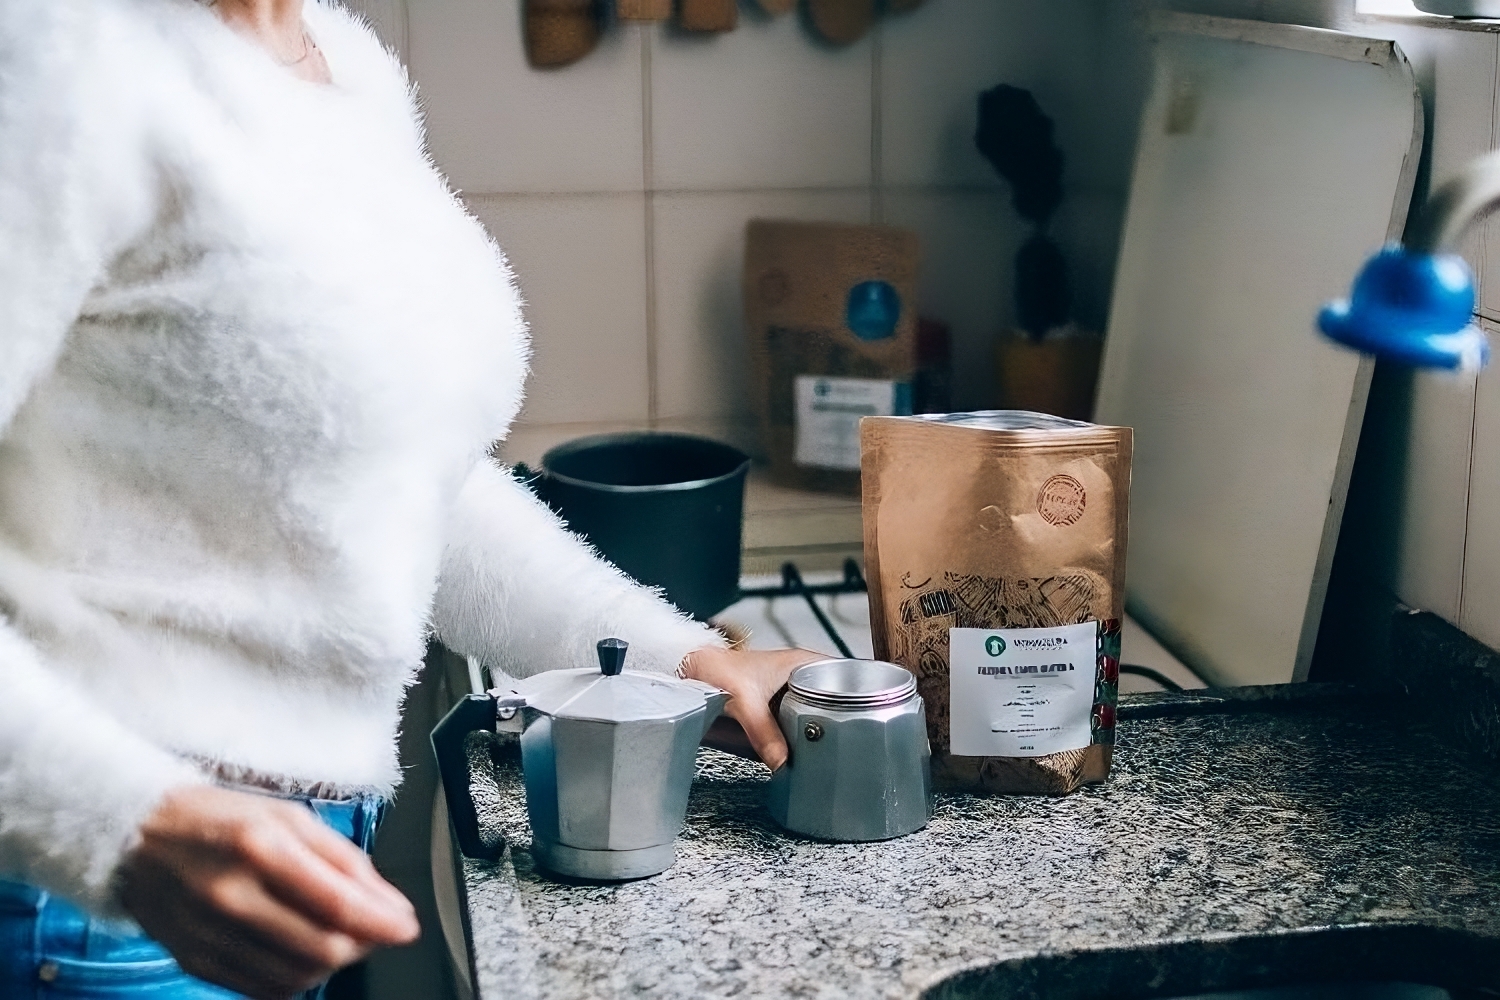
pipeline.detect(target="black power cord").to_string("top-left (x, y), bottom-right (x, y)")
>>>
top-left (1119, 664), bottom-right (1184, 692)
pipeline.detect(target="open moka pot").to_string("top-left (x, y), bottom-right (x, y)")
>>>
top-left (766, 659), bottom-right (932, 842)
top-left (432, 639), bottom-right (728, 880)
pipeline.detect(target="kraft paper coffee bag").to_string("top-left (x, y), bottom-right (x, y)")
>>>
top-left (744, 219), bottom-right (921, 495)
top-left (862, 411), bottom-right (1132, 795)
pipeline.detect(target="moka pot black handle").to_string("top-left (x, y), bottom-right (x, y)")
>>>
top-left (431, 693), bottom-right (502, 861)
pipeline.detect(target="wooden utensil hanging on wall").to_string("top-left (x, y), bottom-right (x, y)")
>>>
top-left (679, 0), bottom-right (738, 32)
top-left (617, 0), bottom-right (672, 19)
top-left (525, 0), bottom-right (601, 67)
top-left (807, 0), bottom-right (876, 45)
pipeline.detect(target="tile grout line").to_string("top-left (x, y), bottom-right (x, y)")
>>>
top-left (870, 17), bottom-right (884, 225)
top-left (1458, 35), bottom-right (1500, 625)
top-left (642, 24), bottom-right (660, 429)
top-left (1459, 336), bottom-right (1484, 626)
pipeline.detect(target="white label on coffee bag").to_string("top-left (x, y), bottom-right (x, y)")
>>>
top-left (949, 622), bottom-right (1097, 758)
top-left (794, 376), bottom-right (908, 471)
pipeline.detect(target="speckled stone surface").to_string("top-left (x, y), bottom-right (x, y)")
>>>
top-left (456, 686), bottom-right (1500, 1000)
top-left (1392, 609), bottom-right (1500, 765)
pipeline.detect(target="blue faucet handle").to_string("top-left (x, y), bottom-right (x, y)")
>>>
top-left (1319, 245), bottom-right (1490, 372)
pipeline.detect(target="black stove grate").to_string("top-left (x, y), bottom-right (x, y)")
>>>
top-left (738, 560), bottom-right (867, 659)
top-left (736, 560), bottom-right (1184, 691)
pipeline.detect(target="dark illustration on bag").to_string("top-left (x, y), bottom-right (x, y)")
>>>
top-left (890, 572), bottom-right (1117, 755)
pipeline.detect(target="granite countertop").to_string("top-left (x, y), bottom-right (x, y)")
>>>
top-left (455, 682), bottom-right (1500, 1000)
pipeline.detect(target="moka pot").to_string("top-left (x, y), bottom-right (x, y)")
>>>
top-left (432, 638), bottom-right (728, 880)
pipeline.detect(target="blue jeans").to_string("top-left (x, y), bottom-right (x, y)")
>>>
top-left (0, 793), bottom-right (386, 1000)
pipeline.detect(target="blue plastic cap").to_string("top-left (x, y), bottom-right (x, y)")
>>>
top-left (1319, 245), bottom-right (1490, 371)
top-left (846, 281), bottom-right (902, 341)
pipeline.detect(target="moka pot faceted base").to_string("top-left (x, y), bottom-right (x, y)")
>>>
top-left (531, 839), bottom-right (678, 881)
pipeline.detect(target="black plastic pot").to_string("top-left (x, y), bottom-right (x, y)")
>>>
top-left (528, 432), bottom-right (751, 621)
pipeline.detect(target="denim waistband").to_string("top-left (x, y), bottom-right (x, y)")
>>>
top-left (303, 792), bottom-right (386, 854)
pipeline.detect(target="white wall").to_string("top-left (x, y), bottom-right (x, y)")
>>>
top-left (352, 0), bottom-right (1130, 467)
top-left (1252, 6), bottom-right (1500, 654)
top-left (343, 2), bottom-right (1500, 643)
top-left (1095, 0), bottom-right (1500, 654)
top-left (1350, 13), bottom-right (1500, 652)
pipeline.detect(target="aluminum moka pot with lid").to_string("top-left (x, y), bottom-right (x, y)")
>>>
top-left (431, 638), bottom-right (728, 880)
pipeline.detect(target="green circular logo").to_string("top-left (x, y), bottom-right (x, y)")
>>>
top-left (985, 635), bottom-right (1006, 657)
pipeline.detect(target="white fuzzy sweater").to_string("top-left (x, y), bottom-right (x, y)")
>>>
top-left (0, 0), bottom-right (722, 914)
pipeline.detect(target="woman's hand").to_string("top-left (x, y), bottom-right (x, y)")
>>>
top-left (118, 785), bottom-right (420, 1000)
top-left (681, 646), bottom-right (826, 771)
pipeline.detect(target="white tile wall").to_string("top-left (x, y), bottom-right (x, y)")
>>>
top-left (1436, 30), bottom-right (1496, 315)
top-left (408, 0), bottom-right (646, 194)
top-left (499, 421), bottom-right (653, 468)
top-left (1396, 369), bottom-right (1480, 620)
top-left (651, 189), bottom-right (871, 428)
top-left (1373, 19), bottom-right (1497, 310)
top-left (402, 1), bottom-right (1118, 452)
top-left (880, 0), bottom-right (1101, 190)
top-left (467, 195), bottom-right (652, 426)
top-left (339, 0), bottom-right (407, 59)
top-left (1354, 15), bottom-right (1498, 639)
top-left (649, 16), bottom-right (874, 190)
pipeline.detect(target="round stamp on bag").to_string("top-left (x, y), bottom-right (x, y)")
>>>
top-left (1037, 474), bottom-right (1086, 526)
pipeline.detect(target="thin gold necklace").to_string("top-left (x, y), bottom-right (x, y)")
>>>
top-left (197, 1), bottom-right (314, 66)
top-left (282, 28), bottom-right (315, 67)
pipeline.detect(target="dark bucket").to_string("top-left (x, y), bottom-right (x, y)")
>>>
top-left (531, 432), bottom-right (751, 621)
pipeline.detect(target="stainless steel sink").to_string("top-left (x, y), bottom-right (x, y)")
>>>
top-left (921, 926), bottom-right (1493, 1000)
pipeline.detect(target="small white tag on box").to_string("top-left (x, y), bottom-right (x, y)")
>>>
top-left (793, 375), bottom-right (910, 471)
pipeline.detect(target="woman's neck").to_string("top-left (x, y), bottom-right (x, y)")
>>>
top-left (209, 0), bottom-right (332, 86)
top-left (212, 0), bottom-right (304, 52)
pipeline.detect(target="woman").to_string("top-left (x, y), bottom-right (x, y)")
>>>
top-left (0, 0), bottom-right (819, 997)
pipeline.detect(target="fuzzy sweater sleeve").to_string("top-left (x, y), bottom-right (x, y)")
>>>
top-left (0, 1), bottom-right (205, 913)
top-left (432, 460), bottom-right (728, 679)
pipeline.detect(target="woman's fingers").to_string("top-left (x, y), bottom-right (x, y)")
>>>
top-left (701, 714), bottom-right (758, 759)
top-left (283, 807), bottom-right (418, 917)
top-left (726, 693), bottom-right (791, 771)
top-left (195, 866), bottom-right (374, 972)
top-left (121, 785), bottom-right (416, 999)
top-left (683, 646), bottom-right (826, 770)
top-left (241, 818), bottom-right (419, 947)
